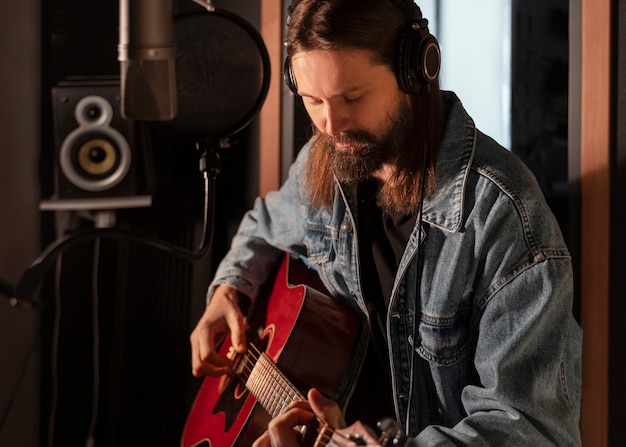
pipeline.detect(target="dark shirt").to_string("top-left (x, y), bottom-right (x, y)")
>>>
top-left (344, 179), bottom-right (417, 429)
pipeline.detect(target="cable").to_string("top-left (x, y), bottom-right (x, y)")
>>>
top-left (47, 252), bottom-right (64, 447)
top-left (85, 238), bottom-right (101, 447)
top-left (404, 170), bottom-right (426, 437)
top-left (11, 148), bottom-right (221, 308)
top-left (404, 86), bottom-right (431, 436)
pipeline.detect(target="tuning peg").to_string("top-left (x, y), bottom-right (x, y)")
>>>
top-left (376, 418), bottom-right (407, 446)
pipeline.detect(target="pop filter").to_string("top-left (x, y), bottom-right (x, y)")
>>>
top-left (158, 8), bottom-right (271, 142)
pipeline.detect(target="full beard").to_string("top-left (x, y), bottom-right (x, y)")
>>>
top-left (317, 98), bottom-right (413, 183)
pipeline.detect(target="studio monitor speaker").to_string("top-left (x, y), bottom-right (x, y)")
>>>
top-left (47, 78), bottom-right (153, 210)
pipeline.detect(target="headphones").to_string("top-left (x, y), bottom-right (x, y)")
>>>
top-left (283, 0), bottom-right (441, 95)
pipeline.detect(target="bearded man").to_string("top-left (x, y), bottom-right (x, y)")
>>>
top-left (189, 1), bottom-right (582, 445)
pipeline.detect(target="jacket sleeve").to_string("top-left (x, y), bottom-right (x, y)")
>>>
top-left (205, 143), bottom-right (314, 302)
top-left (415, 256), bottom-right (582, 446)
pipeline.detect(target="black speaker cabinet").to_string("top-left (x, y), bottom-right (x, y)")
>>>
top-left (45, 78), bottom-right (153, 209)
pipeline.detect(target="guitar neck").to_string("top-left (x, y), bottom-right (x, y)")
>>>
top-left (237, 346), bottom-right (407, 447)
top-left (238, 344), bottom-right (306, 418)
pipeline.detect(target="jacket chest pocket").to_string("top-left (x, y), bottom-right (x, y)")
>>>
top-left (304, 216), bottom-right (354, 265)
top-left (303, 222), bottom-right (336, 264)
top-left (415, 312), bottom-right (472, 367)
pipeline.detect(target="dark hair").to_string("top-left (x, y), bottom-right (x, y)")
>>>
top-left (286, 0), bottom-right (406, 65)
top-left (287, 0), bottom-right (445, 213)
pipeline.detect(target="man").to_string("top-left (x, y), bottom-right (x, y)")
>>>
top-left (190, 0), bottom-right (582, 445)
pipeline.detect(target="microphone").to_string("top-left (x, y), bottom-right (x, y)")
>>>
top-left (118, 0), bottom-right (177, 121)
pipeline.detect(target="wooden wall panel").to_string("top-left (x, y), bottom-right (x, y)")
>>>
top-left (579, 0), bottom-right (611, 444)
top-left (259, 1), bottom-right (284, 196)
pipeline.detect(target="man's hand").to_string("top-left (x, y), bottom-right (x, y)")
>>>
top-left (252, 389), bottom-right (382, 447)
top-left (189, 284), bottom-right (248, 377)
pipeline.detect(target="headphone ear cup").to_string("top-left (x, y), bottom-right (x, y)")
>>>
top-left (283, 57), bottom-right (298, 94)
top-left (419, 35), bottom-right (441, 84)
top-left (396, 21), bottom-right (441, 95)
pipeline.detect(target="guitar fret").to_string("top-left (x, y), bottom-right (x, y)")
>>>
top-left (263, 356), bottom-right (287, 416)
top-left (268, 366), bottom-right (287, 414)
top-left (251, 354), bottom-right (276, 415)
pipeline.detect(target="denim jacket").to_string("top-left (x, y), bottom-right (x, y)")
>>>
top-left (208, 91), bottom-right (582, 446)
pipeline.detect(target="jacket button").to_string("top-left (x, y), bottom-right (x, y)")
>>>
top-left (340, 221), bottom-right (353, 232)
top-left (441, 347), bottom-right (454, 360)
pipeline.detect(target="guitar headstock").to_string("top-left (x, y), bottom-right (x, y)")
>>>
top-left (311, 417), bottom-right (407, 447)
top-left (376, 418), bottom-right (407, 446)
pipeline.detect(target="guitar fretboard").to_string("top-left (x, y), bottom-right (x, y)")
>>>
top-left (240, 346), bottom-right (306, 418)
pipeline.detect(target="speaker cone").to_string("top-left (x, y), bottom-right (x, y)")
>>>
top-left (75, 136), bottom-right (120, 176)
top-left (60, 126), bottom-right (131, 192)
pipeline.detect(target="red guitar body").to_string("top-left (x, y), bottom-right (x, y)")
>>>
top-left (181, 255), bottom-right (362, 447)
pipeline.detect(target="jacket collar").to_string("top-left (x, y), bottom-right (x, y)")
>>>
top-left (335, 91), bottom-right (477, 233)
top-left (422, 91), bottom-right (477, 233)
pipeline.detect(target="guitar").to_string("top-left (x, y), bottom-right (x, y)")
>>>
top-left (181, 254), bottom-right (363, 447)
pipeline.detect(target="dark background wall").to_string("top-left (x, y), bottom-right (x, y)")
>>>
top-left (0, 1), bottom-right (41, 447)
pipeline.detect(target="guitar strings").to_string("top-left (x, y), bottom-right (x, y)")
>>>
top-left (313, 423), bottom-right (334, 447)
top-left (235, 345), bottom-right (376, 446)
top-left (312, 424), bottom-right (370, 447)
top-left (235, 343), bottom-right (306, 417)
top-left (256, 351), bottom-right (305, 414)
top-left (236, 345), bottom-right (259, 381)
